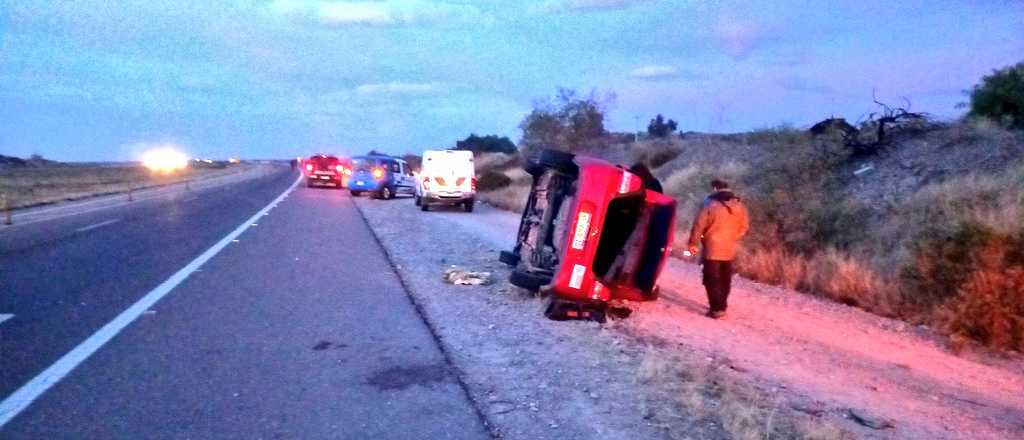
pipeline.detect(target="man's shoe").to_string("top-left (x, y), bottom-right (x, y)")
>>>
top-left (707, 310), bottom-right (727, 319)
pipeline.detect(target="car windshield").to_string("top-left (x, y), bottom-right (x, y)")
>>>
top-left (307, 156), bottom-right (339, 167)
top-left (351, 157), bottom-right (380, 171)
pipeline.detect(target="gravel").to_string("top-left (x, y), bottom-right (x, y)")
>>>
top-left (354, 196), bottom-right (1024, 440)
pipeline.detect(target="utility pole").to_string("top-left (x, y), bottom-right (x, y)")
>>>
top-left (634, 115), bottom-right (641, 143)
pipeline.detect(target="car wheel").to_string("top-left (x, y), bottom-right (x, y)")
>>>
top-left (463, 199), bottom-right (474, 212)
top-left (525, 149), bottom-right (577, 176)
top-left (509, 269), bottom-right (549, 292)
top-left (414, 195), bottom-right (421, 206)
top-left (499, 250), bottom-right (520, 266)
top-left (307, 180), bottom-right (315, 188)
top-left (350, 190), bottom-right (362, 197)
top-left (420, 201), bottom-right (429, 211)
top-left (381, 186), bottom-right (392, 200)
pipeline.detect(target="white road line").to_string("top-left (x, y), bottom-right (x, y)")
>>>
top-left (74, 219), bottom-right (120, 233)
top-left (0, 174), bottom-right (301, 428)
top-left (0, 314), bottom-right (13, 325)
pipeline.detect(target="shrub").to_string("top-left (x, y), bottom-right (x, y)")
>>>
top-left (905, 220), bottom-right (1024, 349)
top-left (476, 170), bottom-right (512, 192)
top-left (736, 247), bottom-right (806, 290)
top-left (647, 114), bottom-right (678, 138)
top-left (968, 61), bottom-right (1024, 129)
top-left (944, 266), bottom-right (1024, 351)
top-left (455, 134), bottom-right (517, 154)
top-left (519, 88), bottom-right (610, 154)
top-left (805, 249), bottom-right (890, 312)
top-left (808, 200), bottom-right (875, 250)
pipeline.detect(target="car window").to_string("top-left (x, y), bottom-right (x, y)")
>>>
top-left (390, 162), bottom-right (400, 173)
top-left (307, 156), bottom-right (339, 168)
top-left (352, 157), bottom-right (378, 171)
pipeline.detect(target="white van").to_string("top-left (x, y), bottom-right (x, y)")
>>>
top-left (415, 150), bottom-right (476, 212)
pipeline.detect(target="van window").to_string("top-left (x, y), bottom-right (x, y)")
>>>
top-left (389, 162), bottom-right (400, 173)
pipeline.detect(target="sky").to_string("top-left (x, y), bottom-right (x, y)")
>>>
top-left (1, 0), bottom-right (1022, 161)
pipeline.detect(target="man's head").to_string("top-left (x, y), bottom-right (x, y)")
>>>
top-left (711, 179), bottom-right (730, 191)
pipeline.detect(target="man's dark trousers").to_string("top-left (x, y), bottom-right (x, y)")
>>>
top-left (702, 260), bottom-right (733, 312)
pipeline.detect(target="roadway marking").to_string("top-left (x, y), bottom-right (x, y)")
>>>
top-left (0, 314), bottom-right (12, 325)
top-left (0, 174), bottom-right (301, 428)
top-left (74, 219), bottom-right (120, 233)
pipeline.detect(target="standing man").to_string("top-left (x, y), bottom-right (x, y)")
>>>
top-left (687, 179), bottom-right (750, 319)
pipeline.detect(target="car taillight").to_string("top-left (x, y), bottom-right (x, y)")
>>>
top-left (305, 163), bottom-right (313, 172)
top-left (456, 177), bottom-right (465, 187)
top-left (422, 177), bottom-right (431, 190)
top-left (435, 177), bottom-right (446, 186)
top-left (471, 177), bottom-right (477, 191)
top-left (372, 168), bottom-right (384, 179)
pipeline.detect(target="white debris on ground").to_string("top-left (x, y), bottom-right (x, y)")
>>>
top-left (443, 266), bottom-right (493, 286)
top-left (354, 197), bottom-right (1024, 440)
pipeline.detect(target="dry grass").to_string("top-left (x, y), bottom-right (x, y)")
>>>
top-left (0, 165), bottom-right (240, 210)
top-left (631, 140), bottom-right (683, 169)
top-left (476, 121), bottom-right (1024, 349)
top-left (475, 152), bottom-right (519, 172)
top-left (636, 347), bottom-right (853, 439)
top-left (478, 181), bottom-right (531, 213)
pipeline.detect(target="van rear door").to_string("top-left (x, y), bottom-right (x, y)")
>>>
top-left (423, 150), bottom-right (474, 192)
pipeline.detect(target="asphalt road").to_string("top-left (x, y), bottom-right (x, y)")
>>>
top-left (0, 169), bottom-right (488, 439)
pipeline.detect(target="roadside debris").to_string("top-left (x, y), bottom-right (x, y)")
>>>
top-left (442, 266), bottom-right (493, 286)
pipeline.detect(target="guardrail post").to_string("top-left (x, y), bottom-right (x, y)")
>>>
top-left (128, 187), bottom-right (134, 202)
top-left (1, 193), bottom-right (12, 225)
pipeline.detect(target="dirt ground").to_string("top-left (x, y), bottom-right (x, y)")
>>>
top-left (353, 196), bottom-right (1024, 440)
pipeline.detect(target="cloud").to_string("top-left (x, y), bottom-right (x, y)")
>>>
top-left (712, 17), bottom-right (777, 58)
top-left (627, 65), bottom-right (707, 82)
top-left (628, 65), bottom-right (678, 79)
top-left (354, 81), bottom-right (440, 96)
top-left (541, 0), bottom-right (653, 13)
top-left (269, 0), bottom-right (491, 27)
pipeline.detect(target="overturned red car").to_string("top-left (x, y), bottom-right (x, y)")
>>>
top-left (499, 149), bottom-right (677, 322)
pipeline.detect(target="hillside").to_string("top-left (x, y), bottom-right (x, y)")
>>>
top-left (476, 118), bottom-right (1024, 351)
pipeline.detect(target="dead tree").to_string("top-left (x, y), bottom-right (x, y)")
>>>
top-left (849, 94), bottom-right (928, 156)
